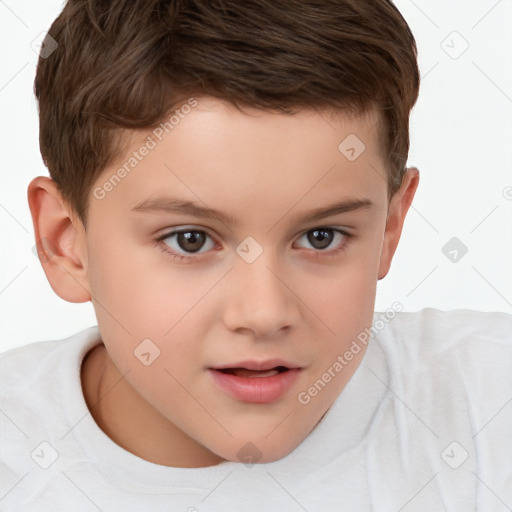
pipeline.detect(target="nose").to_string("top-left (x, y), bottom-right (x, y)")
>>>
top-left (222, 253), bottom-right (301, 338)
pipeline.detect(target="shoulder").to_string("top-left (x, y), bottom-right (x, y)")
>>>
top-left (0, 326), bottom-right (102, 391)
top-left (362, 309), bottom-right (512, 507)
top-left (370, 307), bottom-right (512, 412)
top-left (374, 307), bottom-right (512, 362)
top-left (0, 327), bottom-right (102, 482)
top-left (371, 308), bottom-right (512, 426)
top-left (0, 338), bottom-right (66, 385)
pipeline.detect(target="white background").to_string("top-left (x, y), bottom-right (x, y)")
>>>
top-left (1, 0), bottom-right (511, 351)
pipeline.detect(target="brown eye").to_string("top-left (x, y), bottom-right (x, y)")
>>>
top-left (294, 227), bottom-right (352, 258)
top-left (306, 228), bottom-right (334, 249)
top-left (176, 230), bottom-right (207, 253)
top-left (158, 228), bottom-right (215, 256)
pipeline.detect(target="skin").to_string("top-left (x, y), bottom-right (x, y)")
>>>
top-left (27, 97), bottom-right (419, 468)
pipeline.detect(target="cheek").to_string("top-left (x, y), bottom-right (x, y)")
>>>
top-left (87, 234), bottom-right (214, 378)
top-left (300, 253), bottom-right (378, 391)
top-left (88, 230), bottom-right (210, 330)
top-left (307, 255), bottom-right (377, 328)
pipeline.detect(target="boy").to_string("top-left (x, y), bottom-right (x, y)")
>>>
top-left (1, 0), bottom-right (511, 510)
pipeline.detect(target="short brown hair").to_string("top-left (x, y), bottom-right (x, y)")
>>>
top-left (34, 0), bottom-right (420, 227)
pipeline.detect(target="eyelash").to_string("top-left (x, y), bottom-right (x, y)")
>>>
top-left (153, 226), bottom-right (353, 263)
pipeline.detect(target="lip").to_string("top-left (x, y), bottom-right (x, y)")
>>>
top-left (210, 359), bottom-right (301, 371)
top-left (208, 367), bottom-right (302, 404)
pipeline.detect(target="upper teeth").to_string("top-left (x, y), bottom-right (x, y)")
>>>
top-left (247, 369), bottom-right (280, 378)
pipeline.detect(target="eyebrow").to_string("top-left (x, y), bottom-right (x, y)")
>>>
top-left (131, 195), bottom-right (374, 226)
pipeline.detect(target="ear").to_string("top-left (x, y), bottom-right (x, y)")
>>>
top-left (378, 167), bottom-right (419, 280)
top-left (27, 176), bottom-right (91, 302)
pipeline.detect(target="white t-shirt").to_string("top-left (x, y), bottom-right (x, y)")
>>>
top-left (1, 308), bottom-right (511, 511)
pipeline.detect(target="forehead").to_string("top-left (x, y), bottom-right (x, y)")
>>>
top-left (90, 98), bottom-right (388, 224)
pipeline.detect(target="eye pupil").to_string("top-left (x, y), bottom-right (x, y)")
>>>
top-left (178, 231), bottom-right (205, 252)
top-left (308, 228), bottom-right (333, 249)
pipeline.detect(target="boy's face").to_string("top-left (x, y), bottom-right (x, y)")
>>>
top-left (29, 97), bottom-right (418, 467)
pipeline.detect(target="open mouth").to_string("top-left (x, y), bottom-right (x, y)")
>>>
top-left (209, 357), bottom-right (302, 403)
top-left (209, 365), bottom-right (301, 403)
top-left (216, 366), bottom-right (289, 378)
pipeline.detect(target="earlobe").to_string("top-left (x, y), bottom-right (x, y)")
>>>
top-left (27, 176), bottom-right (92, 303)
top-left (377, 167), bottom-right (420, 280)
